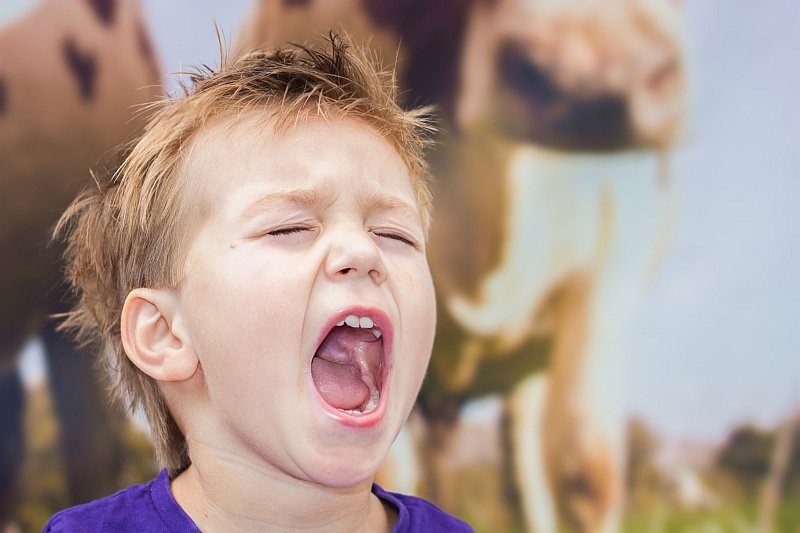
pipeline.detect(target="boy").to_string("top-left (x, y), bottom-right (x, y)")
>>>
top-left (45, 34), bottom-right (473, 532)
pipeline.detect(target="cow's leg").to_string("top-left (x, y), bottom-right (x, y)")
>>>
top-left (537, 273), bottom-right (624, 533)
top-left (42, 317), bottom-right (124, 505)
top-left (416, 397), bottom-right (462, 512)
top-left (543, 389), bottom-right (624, 533)
top-left (541, 171), bottom-right (669, 532)
top-left (0, 362), bottom-right (24, 529)
top-left (375, 410), bottom-right (423, 495)
top-left (508, 373), bottom-right (556, 533)
top-left (0, 319), bottom-right (33, 527)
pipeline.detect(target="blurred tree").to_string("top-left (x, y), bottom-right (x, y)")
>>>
top-left (717, 420), bottom-right (800, 499)
top-left (717, 425), bottom-right (773, 497)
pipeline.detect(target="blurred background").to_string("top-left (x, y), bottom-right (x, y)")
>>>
top-left (1, 0), bottom-right (798, 532)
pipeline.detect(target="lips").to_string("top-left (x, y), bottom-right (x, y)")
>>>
top-left (311, 308), bottom-right (392, 424)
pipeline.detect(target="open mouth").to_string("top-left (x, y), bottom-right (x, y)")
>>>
top-left (311, 313), bottom-right (385, 416)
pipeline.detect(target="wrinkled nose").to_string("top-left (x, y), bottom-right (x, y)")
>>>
top-left (324, 228), bottom-right (387, 285)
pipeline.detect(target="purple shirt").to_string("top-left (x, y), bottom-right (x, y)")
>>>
top-left (43, 469), bottom-right (474, 532)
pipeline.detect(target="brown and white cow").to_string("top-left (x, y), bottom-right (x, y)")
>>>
top-left (235, 1), bottom-right (685, 531)
top-left (0, 0), bottom-right (160, 524)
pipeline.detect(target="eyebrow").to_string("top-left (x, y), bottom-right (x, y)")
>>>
top-left (241, 187), bottom-right (331, 220)
top-left (359, 192), bottom-right (422, 224)
top-left (241, 186), bottom-right (421, 224)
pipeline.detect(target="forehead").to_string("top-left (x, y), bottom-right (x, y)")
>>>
top-left (179, 112), bottom-right (419, 220)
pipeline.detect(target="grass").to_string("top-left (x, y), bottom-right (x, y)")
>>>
top-left (623, 500), bottom-right (800, 533)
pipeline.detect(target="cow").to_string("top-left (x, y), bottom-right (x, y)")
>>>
top-left (234, 0), bottom-right (685, 531)
top-left (0, 0), bottom-right (160, 526)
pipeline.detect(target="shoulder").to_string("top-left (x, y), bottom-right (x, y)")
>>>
top-left (43, 470), bottom-right (199, 533)
top-left (373, 484), bottom-right (475, 532)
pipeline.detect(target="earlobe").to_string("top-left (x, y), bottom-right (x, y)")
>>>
top-left (121, 288), bottom-right (198, 382)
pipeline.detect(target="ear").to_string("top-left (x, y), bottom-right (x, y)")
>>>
top-left (121, 288), bottom-right (198, 382)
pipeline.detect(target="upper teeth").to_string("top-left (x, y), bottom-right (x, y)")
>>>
top-left (337, 314), bottom-right (382, 338)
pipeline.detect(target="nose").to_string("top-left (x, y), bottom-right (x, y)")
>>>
top-left (324, 226), bottom-right (387, 285)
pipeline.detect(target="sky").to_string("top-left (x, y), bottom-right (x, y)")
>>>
top-left (12, 0), bottom-right (800, 446)
top-left (625, 0), bottom-right (800, 443)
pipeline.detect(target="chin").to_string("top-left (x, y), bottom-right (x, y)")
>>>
top-left (308, 445), bottom-right (388, 489)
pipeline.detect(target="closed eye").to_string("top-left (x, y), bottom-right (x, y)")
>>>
top-left (267, 226), bottom-right (312, 237)
top-left (373, 231), bottom-right (417, 248)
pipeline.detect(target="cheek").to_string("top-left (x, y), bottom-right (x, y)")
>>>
top-left (402, 263), bottom-right (437, 369)
top-left (416, 269), bottom-right (437, 337)
top-left (188, 248), bottom-right (303, 323)
top-left (182, 259), bottom-right (308, 395)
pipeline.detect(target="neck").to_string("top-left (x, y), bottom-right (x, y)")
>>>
top-left (170, 446), bottom-right (396, 533)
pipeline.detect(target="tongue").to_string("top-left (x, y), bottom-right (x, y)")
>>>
top-left (311, 358), bottom-right (370, 410)
top-left (311, 326), bottom-right (383, 411)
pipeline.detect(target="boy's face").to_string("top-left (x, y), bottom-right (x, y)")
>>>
top-left (173, 114), bottom-right (436, 487)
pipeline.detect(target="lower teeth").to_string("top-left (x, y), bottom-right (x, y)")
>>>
top-left (364, 390), bottom-right (379, 411)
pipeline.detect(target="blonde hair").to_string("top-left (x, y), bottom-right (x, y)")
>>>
top-left (56, 33), bottom-right (435, 474)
